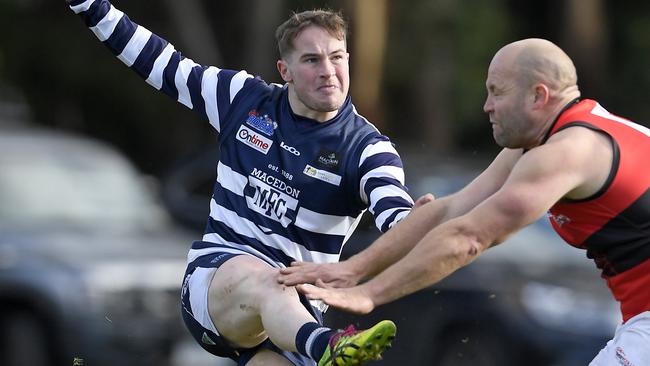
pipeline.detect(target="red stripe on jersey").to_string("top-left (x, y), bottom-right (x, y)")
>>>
top-left (546, 99), bottom-right (650, 321)
top-left (607, 258), bottom-right (650, 322)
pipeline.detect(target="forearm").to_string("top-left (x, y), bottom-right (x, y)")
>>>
top-left (359, 185), bottom-right (544, 307)
top-left (69, 1), bottom-right (162, 80)
top-left (347, 197), bottom-right (454, 280)
top-left (362, 219), bottom-right (486, 307)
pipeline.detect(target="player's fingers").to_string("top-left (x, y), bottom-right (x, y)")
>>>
top-left (315, 278), bottom-right (333, 289)
top-left (279, 262), bottom-right (314, 276)
top-left (321, 279), bottom-right (345, 288)
top-left (296, 283), bottom-right (322, 298)
top-left (279, 266), bottom-right (301, 275)
top-left (414, 193), bottom-right (435, 209)
top-left (278, 267), bottom-right (322, 285)
top-left (278, 271), bottom-right (303, 285)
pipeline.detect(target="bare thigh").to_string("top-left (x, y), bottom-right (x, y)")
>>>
top-left (208, 255), bottom-right (279, 348)
top-left (245, 348), bottom-right (294, 366)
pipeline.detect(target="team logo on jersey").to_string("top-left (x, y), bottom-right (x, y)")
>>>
top-left (248, 168), bottom-right (300, 227)
top-left (245, 110), bottom-right (276, 136)
top-left (549, 213), bottom-right (571, 227)
top-left (281, 141), bottom-right (301, 156)
top-left (236, 125), bottom-right (273, 154)
top-left (303, 164), bottom-right (342, 186)
top-left (315, 148), bottom-right (341, 169)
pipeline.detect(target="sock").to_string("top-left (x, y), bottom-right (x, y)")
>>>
top-left (295, 322), bottom-right (336, 361)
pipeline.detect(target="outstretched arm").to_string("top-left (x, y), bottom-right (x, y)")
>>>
top-left (298, 130), bottom-right (601, 313)
top-left (67, 0), bottom-right (251, 133)
top-left (279, 148), bottom-right (520, 287)
top-left (278, 193), bottom-right (433, 288)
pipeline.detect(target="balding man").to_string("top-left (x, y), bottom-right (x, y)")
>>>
top-left (278, 38), bottom-right (650, 365)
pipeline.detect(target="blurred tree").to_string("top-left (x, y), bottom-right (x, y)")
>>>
top-left (383, 0), bottom-right (513, 156)
top-left (384, 0), bottom-right (457, 152)
top-left (607, 1), bottom-right (650, 124)
top-left (349, 0), bottom-right (389, 129)
top-left (452, 0), bottom-right (513, 155)
top-left (162, 0), bottom-right (223, 66)
top-left (561, 0), bottom-right (609, 101)
top-left (1, 0), bottom-right (649, 179)
top-left (243, 0), bottom-right (286, 81)
top-left (0, 0), bottom-right (212, 175)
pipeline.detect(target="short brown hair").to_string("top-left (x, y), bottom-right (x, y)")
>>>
top-left (275, 9), bottom-right (348, 59)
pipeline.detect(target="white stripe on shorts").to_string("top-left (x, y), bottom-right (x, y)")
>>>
top-left (188, 267), bottom-right (220, 335)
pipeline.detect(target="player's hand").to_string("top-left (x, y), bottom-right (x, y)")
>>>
top-left (413, 193), bottom-right (435, 209)
top-left (297, 280), bottom-right (375, 314)
top-left (278, 261), bottom-right (360, 288)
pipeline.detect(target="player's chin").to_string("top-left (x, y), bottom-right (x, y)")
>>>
top-left (315, 99), bottom-right (344, 113)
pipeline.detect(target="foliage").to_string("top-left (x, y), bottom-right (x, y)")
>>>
top-left (1, 0), bottom-right (649, 176)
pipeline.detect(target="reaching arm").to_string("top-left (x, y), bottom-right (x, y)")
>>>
top-left (345, 148), bottom-right (520, 280)
top-left (278, 148), bottom-right (520, 286)
top-left (298, 128), bottom-right (606, 313)
top-left (67, 0), bottom-right (252, 133)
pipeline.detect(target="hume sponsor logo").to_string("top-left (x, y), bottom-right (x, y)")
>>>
top-left (245, 110), bottom-right (276, 136)
top-left (236, 125), bottom-right (273, 154)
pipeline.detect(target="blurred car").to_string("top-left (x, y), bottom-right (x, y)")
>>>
top-left (161, 146), bottom-right (620, 366)
top-left (0, 125), bottom-right (209, 366)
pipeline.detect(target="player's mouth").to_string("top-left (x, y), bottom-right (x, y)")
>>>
top-left (318, 84), bottom-right (338, 91)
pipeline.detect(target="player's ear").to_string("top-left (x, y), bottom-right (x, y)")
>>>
top-left (532, 83), bottom-right (550, 108)
top-left (277, 59), bottom-right (292, 83)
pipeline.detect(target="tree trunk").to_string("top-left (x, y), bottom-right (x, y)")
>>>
top-left (561, 0), bottom-right (608, 98)
top-left (350, 0), bottom-right (389, 129)
top-left (243, 0), bottom-right (286, 81)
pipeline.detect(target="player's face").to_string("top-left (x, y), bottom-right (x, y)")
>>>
top-left (483, 56), bottom-right (534, 148)
top-left (277, 26), bottom-right (350, 122)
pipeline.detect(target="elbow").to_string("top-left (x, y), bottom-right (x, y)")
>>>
top-left (451, 236), bottom-right (489, 267)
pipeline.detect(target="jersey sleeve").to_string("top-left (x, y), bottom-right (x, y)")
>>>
top-left (358, 136), bottom-right (414, 232)
top-left (67, 0), bottom-right (253, 133)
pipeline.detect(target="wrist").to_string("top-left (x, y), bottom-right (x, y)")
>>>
top-left (345, 254), bottom-right (371, 282)
top-left (358, 280), bottom-right (383, 311)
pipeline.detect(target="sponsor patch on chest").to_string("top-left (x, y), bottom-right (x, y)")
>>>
top-left (315, 148), bottom-right (341, 169)
top-left (549, 213), bottom-right (571, 227)
top-left (245, 110), bottom-right (276, 136)
top-left (303, 164), bottom-right (342, 186)
top-left (236, 125), bottom-right (273, 154)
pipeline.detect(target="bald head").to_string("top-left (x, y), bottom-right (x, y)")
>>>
top-left (491, 38), bottom-right (580, 98)
top-left (484, 39), bottom-right (582, 149)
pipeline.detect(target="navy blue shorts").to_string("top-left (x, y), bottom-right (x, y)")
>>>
top-left (180, 250), bottom-right (323, 365)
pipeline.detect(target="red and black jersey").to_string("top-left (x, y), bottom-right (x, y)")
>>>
top-left (545, 99), bottom-right (650, 322)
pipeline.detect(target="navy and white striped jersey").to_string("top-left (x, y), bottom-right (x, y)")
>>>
top-left (69, 0), bottom-right (414, 269)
